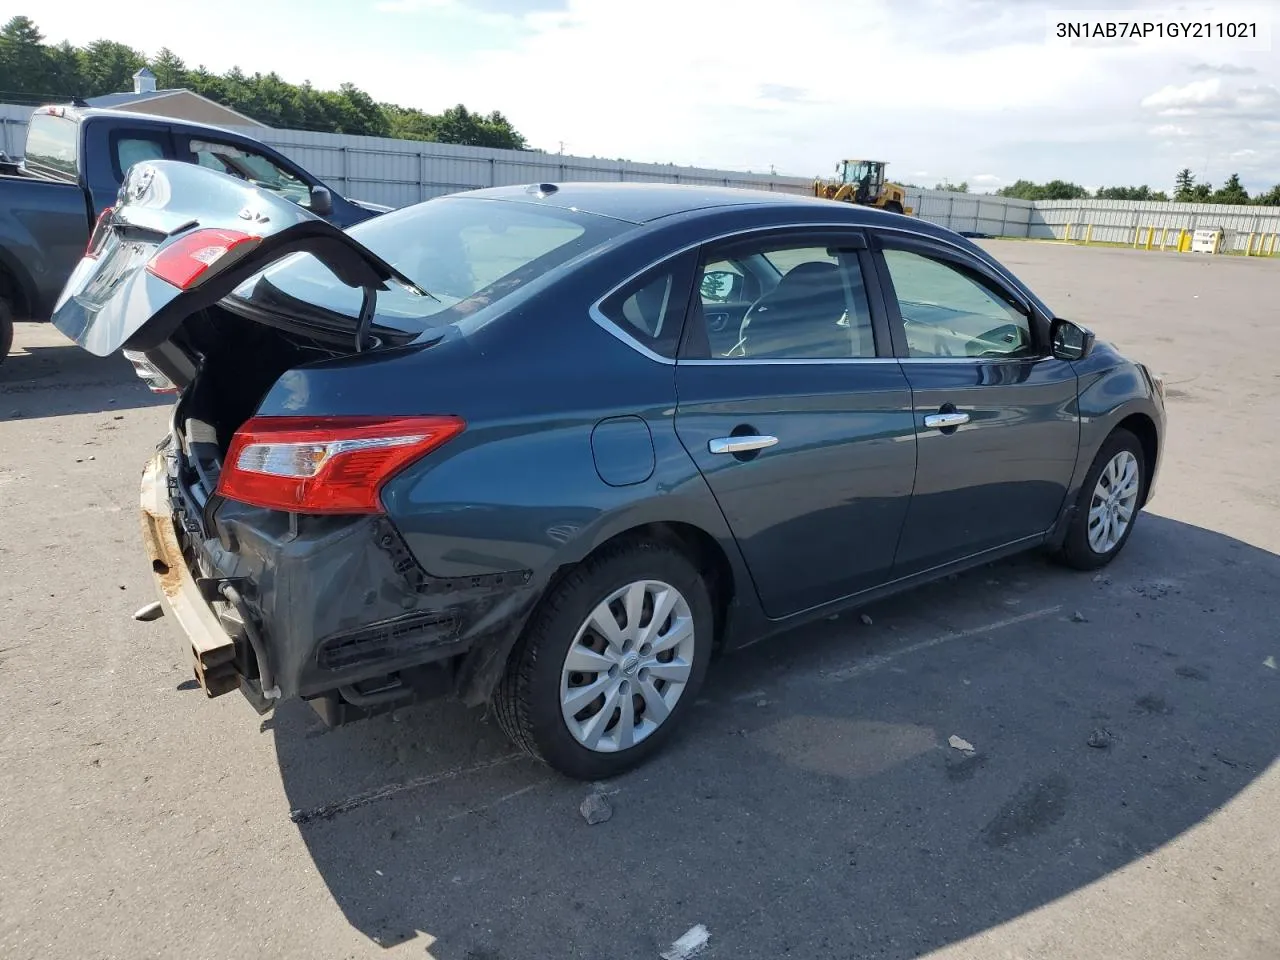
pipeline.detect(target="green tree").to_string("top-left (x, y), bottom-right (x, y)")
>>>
top-left (995, 179), bottom-right (1044, 200)
top-left (77, 39), bottom-right (145, 97)
top-left (1173, 168), bottom-right (1196, 202)
top-left (414, 104), bottom-right (527, 149)
top-left (1212, 172), bottom-right (1249, 205)
top-left (933, 180), bottom-right (969, 193)
top-left (994, 179), bottom-right (1086, 201)
top-left (1254, 184), bottom-right (1280, 207)
top-left (149, 47), bottom-right (186, 90)
top-left (45, 41), bottom-right (82, 97)
top-left (1191, 181), bottom-right (1212, 202)
top-left (1041, 179), bottom-right (1089, 200)
top-left (1095, 185), bottom-right (1157, 201)
top-left (0, 16), bottom-right (52, 98)
top-left (7, 17), bottom-right (530, 146)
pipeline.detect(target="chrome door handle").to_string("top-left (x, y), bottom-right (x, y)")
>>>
top-left (924, 412), bottom-right (970, 429)
top-left (709, 435), bottom-right (778, 455)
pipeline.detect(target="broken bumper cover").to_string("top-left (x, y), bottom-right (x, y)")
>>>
top-left (138, 450), bottom-right (538, 709)
top-left (140, 451), bottom-right (242, 698)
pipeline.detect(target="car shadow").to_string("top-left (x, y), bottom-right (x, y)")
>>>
top-left (0, 334), bottom-right (171, 420)
top-left (273, 514), bottom-right (1279, 958)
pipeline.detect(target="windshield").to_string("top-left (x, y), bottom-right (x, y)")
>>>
top-left (228, 196), bottom-right (627, 335)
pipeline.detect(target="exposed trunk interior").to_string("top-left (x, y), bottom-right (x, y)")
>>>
top-left (170, 304), bottom-right (350, 500)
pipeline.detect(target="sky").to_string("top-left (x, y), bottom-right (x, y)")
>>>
top-left (19, 0), bottom-right (1280, 193)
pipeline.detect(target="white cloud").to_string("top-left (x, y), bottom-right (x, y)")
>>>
top-left (1140, 78), bottom-right (1225, 111)
top-left (374, 0), bottom-right (453, 11)
top-left (20, 0), bottom-right (1280, 191)
top-left (1190, 62), bottom-right (1257, 76)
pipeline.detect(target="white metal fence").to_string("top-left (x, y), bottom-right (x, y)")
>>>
top-left (1034, 199), bottom-right (1280, 252)
top-left (221, 126), bottom-right (815, 204)
top-left (3, 102), bottom-right (1277, 252)
top-left (0, 103), bottom-right (33, 158)
top-left (907, 189), bottom-right (1036, 237)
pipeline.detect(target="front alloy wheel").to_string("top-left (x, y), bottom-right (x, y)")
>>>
top-left (1087, 450), bottom-right (1141, 554)
top-left (1058, 427), bottom-right (1146, 570)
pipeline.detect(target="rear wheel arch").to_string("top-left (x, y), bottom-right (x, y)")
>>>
top-left (458, 518), bottom-right (738, 708)
top-left (0, 254), bottom-right (35, 319)
top-left (544, 521), bottom-right (736, 649)
top-left (492, 531), bottom-right (718, 778)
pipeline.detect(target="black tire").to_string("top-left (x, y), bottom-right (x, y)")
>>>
top-left (494, 539), bottom-right (714, 780)
top-left (883, 201), bottom-right (904, 215)
top-left (1056, 428), bottom-right (1146, 570)
top-left (0, 298), bottom-right (13, 368)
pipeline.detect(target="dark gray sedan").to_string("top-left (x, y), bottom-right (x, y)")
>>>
top-left (53, 162), bottom-right (1166, 780)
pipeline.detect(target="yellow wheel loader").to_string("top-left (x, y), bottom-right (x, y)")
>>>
top-left (813, 160), bottom-right (913, 215)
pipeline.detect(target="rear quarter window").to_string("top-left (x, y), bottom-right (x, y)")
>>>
top-left (24, 112), bottom-right (79, 181)
top-left (595, 253), bottom-right (698, 359)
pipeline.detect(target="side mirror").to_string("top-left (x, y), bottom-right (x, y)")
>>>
top-left (308, 185), bottom-right (333, 216)
top-left (700, 270), bottom-right (741, 303)
top-left (1050, 317), bottom-right (1095, 361)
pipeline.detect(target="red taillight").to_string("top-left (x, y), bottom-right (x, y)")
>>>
top-left (85, 206), bottom-right (114, 259)
top-left (216, 416), bottom-right (466, 514)
top-left (145, 228), bottom-right (260, 290)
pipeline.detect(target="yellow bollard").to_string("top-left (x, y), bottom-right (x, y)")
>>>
top-left (1246, 233), bottom-right (1257, 256)
top-left (1064, 223), bottom-right (1073, 243)
top-left (1145, 226), bottom-right (1154, 250)
top-left (1085, 224), bottom-right (1093, 245)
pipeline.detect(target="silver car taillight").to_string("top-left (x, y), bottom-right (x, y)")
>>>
top-left (122, 349), bottom-right (178, 394)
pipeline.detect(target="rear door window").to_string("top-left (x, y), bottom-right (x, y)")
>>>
top-left (111, 131), bottom-right (171, 183)
top-left (186, 138), bottom-right (313, 207)
top-left (686, 236), bottom-right (877, 360)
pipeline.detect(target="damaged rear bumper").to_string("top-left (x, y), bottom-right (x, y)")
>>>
top-left (140, 451), bottom-right (243, 698)
top-left (138, 449), bottom-right (539, 719)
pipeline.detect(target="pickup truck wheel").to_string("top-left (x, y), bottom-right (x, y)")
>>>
top-left (494, 540), bottom-right (713, 780)
top-left (0, 298), bottom-right (13, 366)
top-left (1057, 428), bottom-right (1146, 570)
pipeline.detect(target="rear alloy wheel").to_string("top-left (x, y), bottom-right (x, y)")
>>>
top-left (1057, 428), bottom-right (1145, 570)
top-left (494, 541), bottom-right (713, 780)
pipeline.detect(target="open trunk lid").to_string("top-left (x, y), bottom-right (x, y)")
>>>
top-left (52, 160), bottom-right (424, 366)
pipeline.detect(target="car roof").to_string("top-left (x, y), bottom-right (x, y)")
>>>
top-left (452, 181), bottom-right (850, 224)
top-left (37, 104), bottom-right (254, 139)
